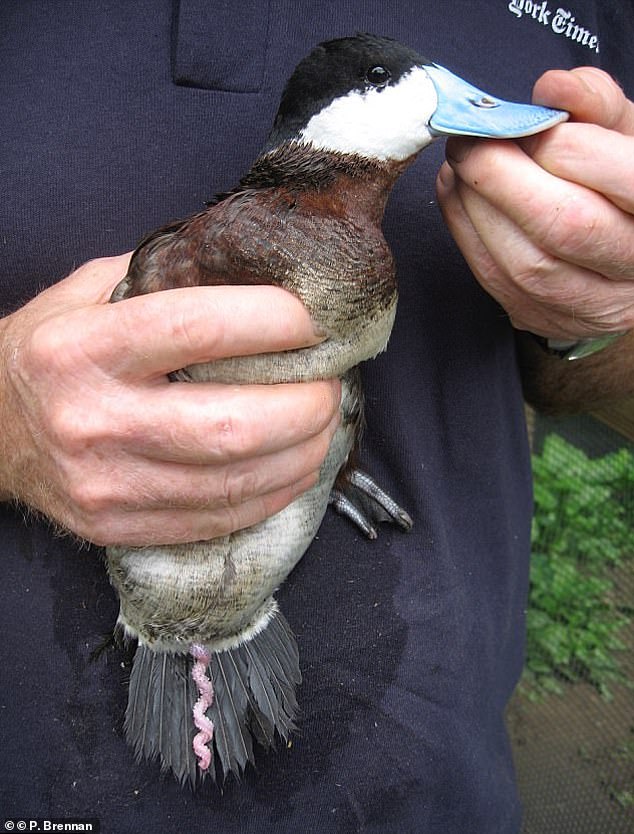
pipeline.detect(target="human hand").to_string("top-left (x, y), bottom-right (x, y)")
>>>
top-left (436, 67), bottom-right (634, 340)
top-left (0, 255), bottom-right (340, 546)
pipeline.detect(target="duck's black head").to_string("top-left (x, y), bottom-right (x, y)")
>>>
top-left (266, 34), bottom-right (430, 148)
top-left (263, 33), bottom-right (568, 162)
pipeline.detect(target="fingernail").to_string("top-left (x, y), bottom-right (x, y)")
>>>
top-left (570, 66), bottom-right (600, 97)
top-left (445, 137), bottom-right (475, 164)
top-left (436, 161), bottom-right (455, 192)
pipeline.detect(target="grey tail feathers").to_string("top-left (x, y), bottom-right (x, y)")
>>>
top-left (124, 608), bottom-right (301, 787)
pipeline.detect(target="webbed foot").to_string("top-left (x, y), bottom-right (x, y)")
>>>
top-left (329, 468), bottom-right (413, 539)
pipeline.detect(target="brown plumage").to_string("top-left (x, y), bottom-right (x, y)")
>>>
top-left (98, 29), bottom-right (569, 788)
top-left (106, 142), bottom-right (413, 786)
top-left (105, 36), bottom-right (427, 789)
top-left (113, 144), bottom-right (405, 378)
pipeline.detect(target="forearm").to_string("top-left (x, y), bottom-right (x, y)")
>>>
top-left (516, 329), bottom-right (634, 415)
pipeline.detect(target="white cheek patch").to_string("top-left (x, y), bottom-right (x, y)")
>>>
top-left (299, 66), bottom-right (438, 161)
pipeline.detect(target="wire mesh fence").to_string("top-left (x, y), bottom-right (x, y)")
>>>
top-left (508, 411), bottom-right (634, 833)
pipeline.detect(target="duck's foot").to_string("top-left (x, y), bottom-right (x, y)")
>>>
top-left (328, 467), bottom-right (413, 539)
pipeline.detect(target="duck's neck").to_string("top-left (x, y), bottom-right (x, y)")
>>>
top-left (240, 141), bottom-right (415, 225)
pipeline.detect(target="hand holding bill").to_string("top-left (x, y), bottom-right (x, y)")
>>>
top-left (436, 67), bottom-right (634, 341)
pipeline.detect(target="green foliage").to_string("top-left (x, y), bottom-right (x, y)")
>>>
top-left (606, 736), bottom-right (634, 809)
top-left (610, 789), bottom-right (634, 809)
top-left (525, 434), bottom-right (634, 698)
top-left (531, 436), bottom-right (634, 570)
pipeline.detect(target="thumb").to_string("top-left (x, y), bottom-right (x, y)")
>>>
top-left (48, 253), bottom-right (134, 309)
top-left (532, 67), bottom-right (634, 134)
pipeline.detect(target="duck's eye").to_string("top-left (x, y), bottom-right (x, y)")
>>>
top-left (365, 65), bottom-right (391, 88)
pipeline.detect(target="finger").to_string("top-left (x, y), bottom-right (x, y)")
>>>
top-left (520, 123), bottom-right (634, 214)
top-left (436, 161), bottom-right (503, 284)
top-left (437, 163), bottom-right (562, 333)
top-left (532, 67), bottom-right (634, 134)
top-left (436, 163), bottom-right (544, 335)
top-left (110, 378), bottom-right (342, 464)
top-left (50, 254), bottom-right (134, 307)
top-left (57, 429), bottom-right (334, 541)
top-left (109, 415), bottom-right (339, 513)
top-left (445, 137), bottom-right (634, 281)
top-left (451, 179), bottom-right (634, 335)
top-left (101, 284), bottom-right (324, 379)
top-left (83, 474), bottom-right (321, 547)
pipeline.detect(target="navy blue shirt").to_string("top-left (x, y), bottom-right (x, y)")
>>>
top-left (1, 3), bottom-right (632, 832)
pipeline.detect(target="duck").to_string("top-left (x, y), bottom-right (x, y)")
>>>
top-left (105, 33), bottom-right (566, 787)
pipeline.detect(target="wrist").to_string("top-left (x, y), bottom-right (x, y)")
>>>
top-left (531, 331), bottom-right (629, 361)
top-left (0, 314), bottom-right (26, 502)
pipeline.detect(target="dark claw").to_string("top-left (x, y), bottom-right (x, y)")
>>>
top-left (89, 624), bottom-right (130, 662)
top-left (328, 467), bottom-right (413, 538)
top-left (329, 489), bottom-right (378, 539)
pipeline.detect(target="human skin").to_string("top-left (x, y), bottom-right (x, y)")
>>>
top-left (436, 67), bottom-right (634, 410)
top-left (0, 256), bottom-right (340, 545)
top-left (1, 68), bottom-right (632, 544)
